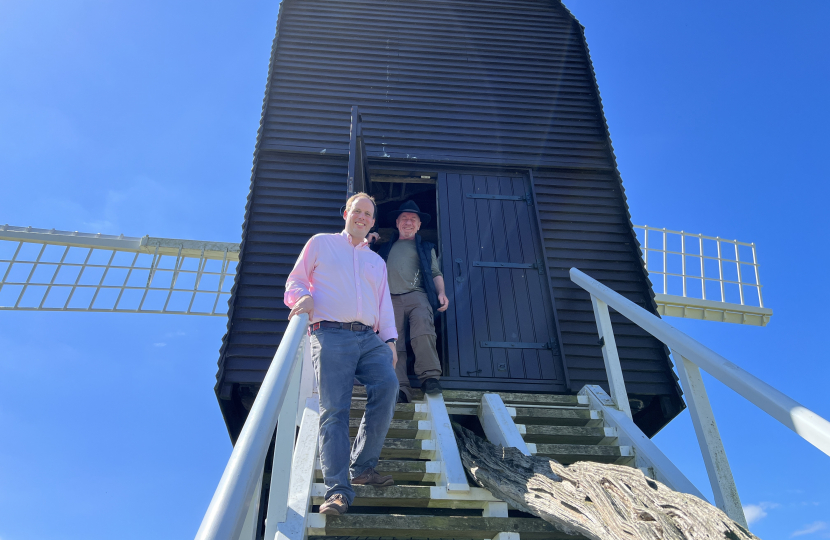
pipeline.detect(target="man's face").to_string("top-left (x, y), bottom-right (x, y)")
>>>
top-left (344, 197), bottom-right (375, 240)
top-left (396, 212), bottom-right (421, 240)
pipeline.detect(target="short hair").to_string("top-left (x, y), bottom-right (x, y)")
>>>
top-left (345, 192), bottom-right (377, 218)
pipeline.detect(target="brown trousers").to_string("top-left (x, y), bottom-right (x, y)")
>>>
top-left (391, 291), bottom-right (442, 400)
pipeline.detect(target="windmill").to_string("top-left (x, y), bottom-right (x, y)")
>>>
top-left (2, 0), bottom-right (827, 539)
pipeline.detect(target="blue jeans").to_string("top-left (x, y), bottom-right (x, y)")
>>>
top-left (310, 327), bottom-right (398, 505)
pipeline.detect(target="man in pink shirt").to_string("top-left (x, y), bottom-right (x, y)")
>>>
top-left (284, 193), bottom-right (399, 516)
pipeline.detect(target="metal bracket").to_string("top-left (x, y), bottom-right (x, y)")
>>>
top-left (466, 193), bottom-right (531, 204)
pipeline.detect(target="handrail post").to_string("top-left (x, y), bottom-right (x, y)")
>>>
top-left (195, 314), bottom-right (309, 540)
top-left (672, 350), bottom-right (747, 527)
top-left (266, 341), bottom-right (305, 525)
top-left (269, 397), bottom-right (320, 540)
top-left (589, 294), bottom-right (632, 418)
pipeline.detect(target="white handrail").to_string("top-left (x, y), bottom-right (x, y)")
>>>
top-left (195, 313), bottom-right (309, 540)
top-left (570, 268), bottom-right (830, 457)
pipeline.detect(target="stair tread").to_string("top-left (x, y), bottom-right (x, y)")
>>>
top-left (312, 484), bottom-right (499, 508)
top-left (351, 401), bottom-right (427, 420)
top-left (351, 387), bottom-right (586, 408)
top-left (521, 425), bottom-right (613, 444)
top-left (309, 513), bottom-right (581, 539)
top-left (315, 460), bottom-right (439, 482)
top-left (531, 443), bottom-right (632, 464)
top-left (348, 438), bottom-right (435, 459)
top-left (349, 419), bottom-right (430, 439)
top-left (533, 443), bottom-right (623, 454)
top-left (512, 407), bottom-right (600, 426)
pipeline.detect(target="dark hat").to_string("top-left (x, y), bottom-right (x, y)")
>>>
top-left (388, 200), bottom-right (431, 226)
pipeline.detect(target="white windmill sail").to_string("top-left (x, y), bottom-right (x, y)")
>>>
top-left (0, 223), bottom-right (771, 325)
top-left (633, 225), bottom-right (772, 326)
top-left (0, 224), bottom-right (237, 316)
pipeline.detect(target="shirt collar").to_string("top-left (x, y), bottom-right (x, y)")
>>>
top-left (340, 229), bottom-right (369, 249)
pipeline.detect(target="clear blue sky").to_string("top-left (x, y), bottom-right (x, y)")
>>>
top-left (1, 1), bottom-right (828, 539)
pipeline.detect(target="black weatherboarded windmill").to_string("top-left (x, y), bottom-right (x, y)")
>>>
top-left (214, 0), bottom-right (684, 441)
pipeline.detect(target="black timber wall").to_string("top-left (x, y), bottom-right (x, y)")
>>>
top-left (217, 0), bottom-right (683, 440)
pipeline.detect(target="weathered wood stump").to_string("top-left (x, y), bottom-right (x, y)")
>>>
top-left (453, 424), bottom-right (759, 540)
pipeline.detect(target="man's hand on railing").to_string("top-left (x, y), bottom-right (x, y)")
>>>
top-left (289, 295), bottom-right (314, 320)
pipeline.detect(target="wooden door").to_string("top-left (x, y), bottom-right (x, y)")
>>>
top-left (438, 172), bottom-right (567, 392)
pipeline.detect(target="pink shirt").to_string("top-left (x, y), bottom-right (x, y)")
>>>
top-left (284, 230), bottom-right (398, 342)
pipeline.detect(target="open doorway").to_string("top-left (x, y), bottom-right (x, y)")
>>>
top-left (369, 175), bottom-right (444, 392)
top-left (371, 177), bottom-right (438, 246)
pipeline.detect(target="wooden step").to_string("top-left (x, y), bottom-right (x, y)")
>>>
top-left (443, 390), bottom-right (587, 408)
top-left (529, 443), bottom-right (633, 464)
top-left (349, 418), bottom-right (431, 439)
top-left (512, 407), bottom-right (602, 427)
top-left (519, 424), bottom-right (617, 445)
top-left (311, 484), bottom-right (500, 508)
top-left (348, 438), bottom-right (436, 459)
top-left (350, 400), bottom-right (428, 420)
top-left (350, 387), bottom-right (588, 408)
top-left (315, 460), bottom-right (441, 483)
top-left (308, 513), bottom-right (580, 539)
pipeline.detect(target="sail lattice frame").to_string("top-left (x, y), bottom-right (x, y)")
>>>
top-left (0, 225), bottom-right (238, 316)
top-left (1, 224), bottom-right (772, 324)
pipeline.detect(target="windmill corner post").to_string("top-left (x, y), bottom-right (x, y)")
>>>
top-left (4, 0), bottom-right (825, 539)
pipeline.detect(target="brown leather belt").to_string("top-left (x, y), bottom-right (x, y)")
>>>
top-left (309, 321), bottom-right (373, 334)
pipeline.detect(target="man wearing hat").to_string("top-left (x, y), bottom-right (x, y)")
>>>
top-left (374, 200), bottom-right (449, 403)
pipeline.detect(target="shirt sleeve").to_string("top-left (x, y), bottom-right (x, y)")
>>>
top-left (430, 248), bottom-right (443, 278)
top-left (284, 237), bottom-right (317, 308)
top-left (376, 262), bottom-right (399, 342)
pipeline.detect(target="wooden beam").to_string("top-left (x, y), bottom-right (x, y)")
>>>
top-left (371, 175), bottom-right (436, 184)
top-left (477, 393), bottom-right (531, 456)
top-left (453, 423), bottom-right (759, 540)
top-left (426, 393), bottom-right (470, 493)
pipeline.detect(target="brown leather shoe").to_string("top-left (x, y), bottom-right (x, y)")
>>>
top-left (352, 467), bottom-right (394, 487)
top-left (319, 493), bottom-right (349, 515)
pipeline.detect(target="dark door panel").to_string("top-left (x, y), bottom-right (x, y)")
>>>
top-left (439, 172), bottom-right (566, 391)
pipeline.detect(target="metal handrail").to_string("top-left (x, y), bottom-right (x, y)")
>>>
top-left (571, 267), bottom-right (830, 528)
top-left (195, 313), bottom-right (309, 540)
top-left (570, 267), bottom-right (830, 457)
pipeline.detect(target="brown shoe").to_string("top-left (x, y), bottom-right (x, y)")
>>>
top-left (319, 493), bottom-right (349, 515)
top-left (352, 467), bottom-right (394, 487)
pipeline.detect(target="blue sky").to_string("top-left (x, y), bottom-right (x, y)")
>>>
top-left (1, 1), bottom-right (828, 539)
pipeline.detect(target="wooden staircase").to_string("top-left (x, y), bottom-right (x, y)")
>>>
top-left (305, 388), bottom-right (635, 540)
